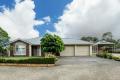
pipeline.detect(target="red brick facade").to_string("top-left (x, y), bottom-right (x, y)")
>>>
top-left (10, 40), bottom-right (30, 56)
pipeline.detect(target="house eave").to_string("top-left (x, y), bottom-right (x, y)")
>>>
top-left (10, 38), bottom-right (32, 45)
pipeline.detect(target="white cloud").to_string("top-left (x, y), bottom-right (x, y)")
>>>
top-left (55, 0), bottom-right (120, 39)
top-left (0, 0), bottom-right (44, 39)
top-left (43, 16), bottom-right (51, 23)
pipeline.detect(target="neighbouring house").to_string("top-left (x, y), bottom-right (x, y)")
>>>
top-left (93, 40), bottom-right (115, 54)
top-left (9, 37), bottom-right (93, 57)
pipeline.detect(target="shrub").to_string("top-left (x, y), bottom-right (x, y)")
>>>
top-left (45, 54), bottom-right (58, 61)
top-left (96, 52), bottom-right (108, 58)
top-left (96, 51), bottom-right (112, 59)
top-left (112, 56), bottom-right (120, 61)
top-left (106, 53), bottom-right (112, 59)
top-left (102, 52), bottom-right (108, 58)
top-left (96, 53), bottom-right (103, 57)
top-left (0, 57), bottom-right (55, 64)
top-left (0, 58), bottom-right (5, 63)
top-left (96, 52), bottom-right (120, 61)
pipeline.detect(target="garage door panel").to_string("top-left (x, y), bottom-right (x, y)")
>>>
top-left (60, 46), bottom-right (74, 56)
top-left (60, 45), bottom-right (90, 56)
top-left (75, 46), bottom-right (89, 56)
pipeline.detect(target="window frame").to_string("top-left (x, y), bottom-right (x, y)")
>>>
top-left (15, 42), bottom-right (26, 55)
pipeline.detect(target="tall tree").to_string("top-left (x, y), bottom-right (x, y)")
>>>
top-left (81, 36), bottom-right (98, 43)
top-left (115, 39), bottom-right (120, 48)
top-left (102, 32), bottom-right (113, 42)
top-left (0, 27), bottom-right (9, 53)
top-left (40, 33), bottom-right (64, 56)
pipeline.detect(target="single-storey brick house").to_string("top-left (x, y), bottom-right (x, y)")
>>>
top-left (9, 37), bottom-right (93, 56)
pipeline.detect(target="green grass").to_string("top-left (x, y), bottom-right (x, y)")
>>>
top-left (0, 56), bottom-right (42, 60)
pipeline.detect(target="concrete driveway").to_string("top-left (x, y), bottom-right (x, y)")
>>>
top-left (0, 57), bottom-right (120, 80)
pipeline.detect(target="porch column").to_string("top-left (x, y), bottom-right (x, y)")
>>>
top-left (39, 46), bottom-right (41, 56)
top-left (97, 45), bottom-right (98, 54)
top-left (29, 45), bottom-right (32, 56)
top-left (7, 49), bottom-right (10, 56)
top-left (74, 45), bottom-right (76, 56)
top-left (114, 44), bottom-right (115, 52)
top-left (90, 45), bottom-right (92, 56)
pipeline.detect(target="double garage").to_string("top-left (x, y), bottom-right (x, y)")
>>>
top-left (60, 45), bottom-right (92, 56)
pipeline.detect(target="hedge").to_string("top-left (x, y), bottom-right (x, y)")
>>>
top-left (0, 57), bottom-right (55, 64)
top-left (96, 53), bottom-right (112, 59)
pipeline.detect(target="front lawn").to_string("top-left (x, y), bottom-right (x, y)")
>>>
top-left (0, 57), bottom-right (42, 60)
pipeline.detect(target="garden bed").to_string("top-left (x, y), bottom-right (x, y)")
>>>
top-left (0, 57), bottom-right (56, 67)
top-left (96, 53), bottom-right (120, 61)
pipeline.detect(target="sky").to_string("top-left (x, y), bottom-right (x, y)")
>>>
top-left (0, 0), bottom-right (120, 39)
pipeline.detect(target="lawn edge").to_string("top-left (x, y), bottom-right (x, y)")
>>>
top-left (0, 63), bottom-right (55, 67)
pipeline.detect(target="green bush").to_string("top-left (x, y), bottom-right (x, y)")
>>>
top-left (96, 52), bottom-right (112, 59)
top-left (112, 56), bottom-right (120, 61)
top-left (106, 53), bottom-right (112, 59)
top-left (96, 53), bottom-right (103, 57)
top-left (96, 52), bottom-right (120, 61)
top-left (96, 53), bottom-right (107, 58)
top-left (45, 54), bottom-right (58, 61)
top-left (0, 57), bottom-right (55, 64)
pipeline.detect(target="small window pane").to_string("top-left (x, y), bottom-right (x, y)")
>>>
top-left (16, 43), bottom-right (26, 55)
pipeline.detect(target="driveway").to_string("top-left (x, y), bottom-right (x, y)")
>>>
top-left (0, 57), bottom-right (120, 80)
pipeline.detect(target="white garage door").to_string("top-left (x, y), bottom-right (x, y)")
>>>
top-left (75, 46), bottom-right (90, 56)
top-left (60, 45), bottom-right (74, 56)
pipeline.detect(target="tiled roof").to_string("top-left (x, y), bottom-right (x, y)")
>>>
top-left (25, 37), bottom-right (92, 45)
top-left (25, 37), bottom-right (42, 45)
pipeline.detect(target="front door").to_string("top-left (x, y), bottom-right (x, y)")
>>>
top-left (32, 46), bottom-right (40, 56)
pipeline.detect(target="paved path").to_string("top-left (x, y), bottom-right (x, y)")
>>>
top-left (0, 57), bottom-right (120, 80)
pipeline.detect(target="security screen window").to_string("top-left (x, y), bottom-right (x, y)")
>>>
top-left (15, 43), bottom-right (26, 55)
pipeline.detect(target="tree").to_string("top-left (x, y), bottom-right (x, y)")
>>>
top-left (0, 27), bottom-right (9, 54)
top-left (81, 36), bottom-right (98, 43)
top-left (40, 33), bottom-right (64, 56)
top-left (115, 39), bottom-right (120, 48)
top-left (102, 32), bottom-right (118, 44)
top-left (102, 32), bottom-right (113, 42)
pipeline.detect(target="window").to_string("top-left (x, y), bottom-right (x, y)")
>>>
top-left (15, 43), bottom-right (26, 55)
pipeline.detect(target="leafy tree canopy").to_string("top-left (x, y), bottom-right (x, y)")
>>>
top-left (102, 32), bottom-right (113, 42)
top-left (0, 27), bottom-right (9, 52)
top-left (81, 32), bottom-right (120, 48)
top-left (81, 36), bottom-right (98, 43)
top-left (40, 33), bottom-right (64, 55)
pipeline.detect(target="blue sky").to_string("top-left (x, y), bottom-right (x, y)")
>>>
top-left (34, 0), bottom-right (72, 36)
top-left (0, 0), bottom-right (120, 39)
top-left (0, 0), bottom-right (72, 36)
